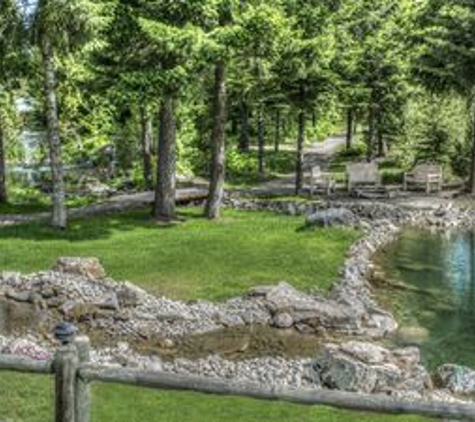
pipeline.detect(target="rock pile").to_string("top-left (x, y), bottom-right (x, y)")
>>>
top-left (308, 341), bottom-right (431, 394)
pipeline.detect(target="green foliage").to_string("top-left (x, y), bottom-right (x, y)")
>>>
top-left (396, 91), bottom-right (469, 176)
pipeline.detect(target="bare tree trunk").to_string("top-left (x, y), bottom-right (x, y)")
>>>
top-left (154, 94), bottom-right (176, 221)
top-left (377, 132), bottom-right (388, 158)
top-left (346, 108), bottom-right (354, 150)
top-left (0, 125), bottom-right (8, 204)
top-left (376, 111), bottom-right (387, 157)
top-left (239, 100), bottom-right (250, 152)
top-left (469, 105), bottom-right (475, 194)
top-left (42, 37), bottom-right (67, 229)
top-left (257, 107), bottom-right (265, 179)
top-left (296, 109), bottom-right (306, 195)
top-left (140, 106), bottom-right (154, 190)
top-left (206, 61), bottom-right (227, 220)
top-left (274, 109), bottom-right (281, 153)
top-left (366, 104), bottom-right (376, 163)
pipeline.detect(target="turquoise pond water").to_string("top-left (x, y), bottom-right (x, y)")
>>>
top-left (373, 228), bottom-right (475, 370)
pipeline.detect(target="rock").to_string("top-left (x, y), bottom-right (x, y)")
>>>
top-left (5, 289), bottom-right (30, 303)
top-left (273, 313), bottom-right (294, 329)
top-left (59, 300), bottom-right (80, 316)
top-left (309, 341), bottom-right (430, 394)
top-left (161, 338), bottom-right (175, 349)
top-left (97, 292), bottom-right (120, 311)
top-left (3, 338), bottom-right (51, 361)
top-left (305, 208), bottom-right (358, 228)
top-left (435, 364), bottom-right (475, 394)
top-left (53, 257), bottom-right (106, 280)
top-left (116, 282), bottom-right (145, 307)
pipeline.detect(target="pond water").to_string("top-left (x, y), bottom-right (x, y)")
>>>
top-left (373, 228), bottom-right (475, 369)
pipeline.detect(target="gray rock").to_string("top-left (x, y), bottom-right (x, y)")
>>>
top-left (309, 341), bottom-right (430, 394)
top-left (53, 257), bottom-right (107, 280)
top-left (305, 208), bottom-right (358, 228)
top-left (116, 282), bottom-right (145, 307)
top-left (97, 293), bottom-right (120, 311)
top-left (273, 313), bottom-right (294, 329)
top-left (435, 364), bottom-right (475, 394)
top-left (5, 289), bottom-right (30, 303)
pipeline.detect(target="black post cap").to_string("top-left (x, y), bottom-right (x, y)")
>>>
top-left (54, 322), bottom-right (78, 345)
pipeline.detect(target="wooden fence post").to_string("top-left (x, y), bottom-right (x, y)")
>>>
top-left (75, 336), bottom-right (91, 422)
top-left (54, 343), bottom-right (78, 422)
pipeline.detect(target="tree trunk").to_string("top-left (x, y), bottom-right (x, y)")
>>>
top-left (469, 105), bottom-right (475, 194)
top-left (239, 100), bottom-right (250, 152)
top-left (205, 61), bottom-right (227, 220)
top-left (42, 37), bottom-right (67, 229)
top-left (154, 94), bottom-right (176, 221)
top-left (274, 109), bottom-right (281, 153)
top-left (296, 110), bottom-right (306, 195)
top-left (366, 104), bottom-right (376, 162)
top-left (346, 108), bottom-right (354, 150)
top-left (0, 125), bottom-right (8, 204)
top-left (140, 107), bottom-right (154, 190)
top-left (376, 111), bottom-right (387, 157)
top-left (377, 132), bottom-right (388, 158)
top-left (257, 107), bottom-right (265, 179)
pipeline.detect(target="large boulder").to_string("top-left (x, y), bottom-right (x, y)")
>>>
top-left (249, 282), bottom-right (364, 334)
top-left (305, 208), bottom-right (358, 228)
top-left (53, 257), bottom-right (107, 280)
top-left (435, 364), bottom-right (475, 394)
top-left (308, 341), bottom-right (431, 394)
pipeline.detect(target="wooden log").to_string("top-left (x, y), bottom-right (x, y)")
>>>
top-left (79, 365), bottom-right (475, 421)
top-left (55, 344), bottom-right (78, 422)
top-left (74, 337), bottom-right (90, 422)
top-left (0, 354), bottom-right (53, 374)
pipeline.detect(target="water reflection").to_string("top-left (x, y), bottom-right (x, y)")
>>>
top-left (374, 229), bottom-right (475, 369)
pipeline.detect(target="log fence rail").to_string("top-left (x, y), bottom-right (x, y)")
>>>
top-left (0, 332), bottom-right (473, 422)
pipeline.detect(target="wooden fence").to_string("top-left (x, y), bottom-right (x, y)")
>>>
top-left (1, 334), bottom-right (475, 422)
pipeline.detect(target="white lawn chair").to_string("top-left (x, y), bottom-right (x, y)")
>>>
top-left (310, 166), bottom-right (335, 196)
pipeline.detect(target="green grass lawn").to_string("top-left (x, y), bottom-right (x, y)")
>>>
top-left (0, 208), bottom-right (359, 300)
top-left (0, 208), bottom-right (431, 422)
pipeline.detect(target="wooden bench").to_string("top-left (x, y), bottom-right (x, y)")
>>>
top-left (403, 164), bottom-right (443, 193)
top-left (347, 163), bottom-right (381, 193)
top-left (310, 166), bottom-right (335, 196)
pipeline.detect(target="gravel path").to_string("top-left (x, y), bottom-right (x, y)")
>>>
top-left (246, 134), bottom-right (347, 197)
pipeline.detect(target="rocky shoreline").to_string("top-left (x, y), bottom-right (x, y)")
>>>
top-left (1, 198), bottom-right (475, 402)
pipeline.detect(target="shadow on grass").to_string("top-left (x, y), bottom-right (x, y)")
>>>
top-left (0, 208), bottom-right (206, 243)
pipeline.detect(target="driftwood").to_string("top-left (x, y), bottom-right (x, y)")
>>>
top-left (80, 365), bottom-right (475, 421)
